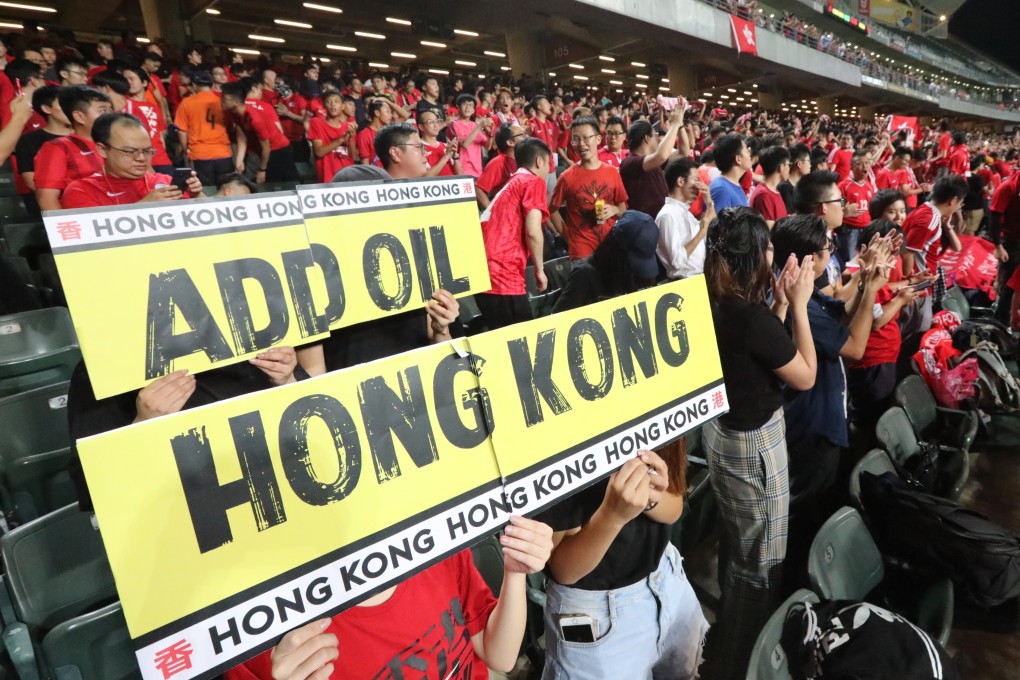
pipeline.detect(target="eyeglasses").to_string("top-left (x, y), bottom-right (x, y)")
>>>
top-left (605, 131), bottom-right (625, 137)
top-left (511, 132), bottom-right (527, 141)
top-left (103, 145), bottom-right (157, 158)
top-left (419, 118), bottom-right (441, 126)
top-left (820, 236), bottom-right (835, 252)
top-left (65, 69), bottom-right (88, 77)
top-left (569, 133), bottom-right (600, 146)
top-left (819, 197), bottom-right (847, 207)
top-left (395, 142), bottom-right (427, 153)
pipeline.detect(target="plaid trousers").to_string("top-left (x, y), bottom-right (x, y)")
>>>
top-left (704, 408), bottom-right (789, 680)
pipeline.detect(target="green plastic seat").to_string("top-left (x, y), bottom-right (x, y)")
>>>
top-left (543, 257), bottom-right (573, 292)
top-left (295, 161), bottom-right (318, 183)
top-left (747, 589), bottom-right (819, 680)
top-left (525, 265), bottom-right (557, 318)
top-left (35, 254), bottom-right (65, 306)
top-left (893, 376), bottom-right (978, 453)
top-left (42, 602), bottom-right (139, 680)
top-left (0, 197), bottom-right (30, 222)
top-left (848, 449), bottom-right (897, 510)
top-left (808, 506), bottom-right (953, 647)
top-left (0, 308), bottom-right (80, 398)
top-left (6, 448), bottom-right (76, 523)
top-left (875, 407), bottom-right (969, 501)
top-left (470, 533), bottom-right (504, 597)
top-left (0, 381), bottom-right (71, 469)
top-left (1, 504), bottom-right (117, 631)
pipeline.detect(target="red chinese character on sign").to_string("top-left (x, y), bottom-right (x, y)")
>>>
top-left (462, 181), bottom-right (473, 195)
top-left (711, 391), bottom-right (724, 410)
top-left (153, 640), bottom-right (193, 679)
top-left (55, 220), bottom-right (82, 241)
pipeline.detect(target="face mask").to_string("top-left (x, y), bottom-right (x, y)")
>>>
top-left (276, 83), bottom-right (293, 99)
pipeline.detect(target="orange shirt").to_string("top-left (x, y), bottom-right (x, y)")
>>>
top-left (174, 91), bottom-right (231, 161)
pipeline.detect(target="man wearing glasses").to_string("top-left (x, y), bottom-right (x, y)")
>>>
top-left (375, 123), bottom-right (430, 180)
top-left (34, 85), bottom-right (113, 211)
top-left (549, 116), bottom-right (628, 259)
top-left (55, 55), bottom-right (89, 87)
top-left (61, 112), bottom-right (202, 209)
top-left (597, 116), bottom-right (629, 169)
top-left (475, 123), bottom-right (527, 209)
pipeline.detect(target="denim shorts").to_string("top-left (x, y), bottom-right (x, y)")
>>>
top-left (542, 543), bottom-right (708, 679)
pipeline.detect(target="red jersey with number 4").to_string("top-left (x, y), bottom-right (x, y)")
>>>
top-left (839, 177), bottom-right (876, 228)
top-left (225, 550), bottom-right (497, 680)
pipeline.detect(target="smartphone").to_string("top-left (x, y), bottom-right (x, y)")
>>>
top-left (909, 280), bottom-right (934, 292)
top-left (558, 615), bottom-right (597, 643)
top-left (171, 168), bottom-right (194, 192)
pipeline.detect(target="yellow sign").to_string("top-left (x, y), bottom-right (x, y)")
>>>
top-left (43, 193), bottom-right (331, 400)
top-left (77, 278), bottom-right (726, 680)
top-left (298, 176), bottom-right (491, 329)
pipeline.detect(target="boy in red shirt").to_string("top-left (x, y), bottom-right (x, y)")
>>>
top-left (222, 80), bottom-right (298, 183)
top-left (902, 175), bottom-right (966, 278)
top-left (307, 92), bottom-right (356, 182)
top-left (837, 151), bottom-right (877, 264)
top-left (477, 137), bottom-right (551, 330)
top-left (227, 516), bottom-right (553, 680)
top-left (749, 146), bottom-right (789, 228)
top-left (549, 117), bottom-right (628, 259)
top-left (827, 132), bottom-right (854, 182)
top-left (356, 99), bottom-right (392, 168)
top-left (948, 131), bottom-right (969, 177)
top-left (475, 123), bottom-right (526, 209)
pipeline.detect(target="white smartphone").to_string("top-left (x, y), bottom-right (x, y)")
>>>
top-left (558, 614), bottom-right (597, 643)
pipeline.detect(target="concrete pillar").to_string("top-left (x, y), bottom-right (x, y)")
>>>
top-left (506, 31), bottom-right (544, 80)
top-left (756, 90), bottom-right (780, 110)
top-left (817, 96), bottom-right (836, 116)
top-left (140, 0), bottom-right (187, 45)
top-left (858, 105), bottom-right (876, 120)
top-left (189, 15), bottom-right (215, 45)
top-left (666, 60), bottom-right (696, 98)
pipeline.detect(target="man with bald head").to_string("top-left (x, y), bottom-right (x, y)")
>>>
top-left (476, 122), bottom-right (528, 209)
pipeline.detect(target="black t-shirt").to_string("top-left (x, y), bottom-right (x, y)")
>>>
top-left (537, 478), bottom-right (669, 590)
top-left (619, 154), bottom-right (667, 219)
top-left (415, 98), bottom-right (445, 123)
top-left (778, 180), bottom-right (796, 214)
top-left (15, 129), bottom-right (62, 182)
top-left (712, 297), bottom-right (797, 431)
top-left (320, 310), bottom-right (430, 372)
top-left (67, 361), bottom-right (277, 511)
top-left (963, 175), bottom-right (984, 211)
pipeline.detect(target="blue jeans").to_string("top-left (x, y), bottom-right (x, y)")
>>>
top-left (542, 543), bottom-right (708, 679)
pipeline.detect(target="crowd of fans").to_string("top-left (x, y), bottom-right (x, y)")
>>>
top-left (2, 23), bottom-right (1020, 680)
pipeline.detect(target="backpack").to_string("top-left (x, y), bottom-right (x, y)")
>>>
top-left (951, 319), bottom-right (1018, 360)
top-left (780, 599), bottom-right (960, 680)
top-left (860, 471), bottom-right (1020, 608)
top-left (956, 345), bottom-right (1020, 413)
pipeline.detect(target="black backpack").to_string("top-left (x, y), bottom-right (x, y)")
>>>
top-left (860, 471), bottom-right (1020, 607)
top-left (781, 599), bottom-right (960, 679)
top-left (951, 319), bottom-right (1018, 360)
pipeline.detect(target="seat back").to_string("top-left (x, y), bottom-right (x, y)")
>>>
top-left (848, 449), bottom-right (897, 509)
top-left (6, 447), bottom-right (77, 523)
top-left (0, 381), bottom-right (71, 466)
top-left (1, 223), bottom-right (48, 263)
top-left (543, 257), bottom-right (573, 291)
top-left (2, 504), bottom-right (116, 629)
top-left (874, 406), bottom-right (922, 467)
top-left (0, 308), bottom-right (79, 376)
top-left (470, 534), bottom-right (504, 597)
top-left (41, 602), bottom-right (139, 680)
top-left (893, 375), bottom-right (937, 435)
top-left (943, 286), bottom-right (971, 321)
top-left (747, 589), bottom-right (820, 680)
top-left (808, 507), bottom-right (884, 601)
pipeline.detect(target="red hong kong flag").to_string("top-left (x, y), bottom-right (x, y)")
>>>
top-left (888, 115), bottom-right (920, 146)
top-left (730, 15), bottom-right (758, 56)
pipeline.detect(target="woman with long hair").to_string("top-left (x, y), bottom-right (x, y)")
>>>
top-left (539, 438), bottom-right (708, 679)
top-left (701, 207), bottom-right (817, 679)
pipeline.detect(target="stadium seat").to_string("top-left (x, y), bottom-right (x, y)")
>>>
top-left (457, 294), bottom-right (487, 335)
top-left (0, 381), bottom-right (74, 523)
top-left (808, 506), bottom-right (953, 647)
top-left (893, 375), bottom-right (978, 454)
top-left (875, 407), bottom-right (969, 501)
top-left (0, 308), bottom-right (81, 398)
top-left (470, 533), bottom-right (505, 596)
top-left (1, 504), bottom-right (117, 631)
top-left (525, 265), bottom-right (556, 317)
top-left (848, 449), bottom-right (898, 510)
top-left (1, 223), bottom-right (48, 265)
top-left (746, 589), bottom-right (819, 680)
top-left (295, 161), bottom-right (318, 183)
top-left (543, 257), bottom-right (572, 292)
top-left (0, 197), bottom-right (29, 222)
top-left (41, 602), bottom-right (138, 680)
top-left (942, 285), bottom-right (994, 321)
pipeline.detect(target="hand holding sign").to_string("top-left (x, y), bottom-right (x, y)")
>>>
top-left (269, 618), bottom-right (338, 680)
top-left (427, 289), bottom-right (460, 340)
top-left (133, 369), bottom-right (196, 423)
top-left (600, 458), bottom-right (653, 527)
top-left (499, 516), bottom-right (553, 574)
top-left (249, 346), bottom-right (299, 386)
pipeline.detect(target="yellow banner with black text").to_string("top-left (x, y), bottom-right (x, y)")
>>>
top-left (42, 176), bottom-right (488, 399)
top-left (76, 278), bottom-right (727, 680)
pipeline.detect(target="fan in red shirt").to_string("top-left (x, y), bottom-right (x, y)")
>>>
top-left (901, 175), bottom-right (966, 278)
top-left (991, 171), bottom-right (1020, 325)
top-left (528, 95), bottom-right (559, 175)
top-left (477, 139), bottom-right (552, 329)
top-left (933, 119), bottom-right (953, 171)
top-left (749, 146), bottom-right (790, 228)
top-left (597, 116), bottom-right (629, 169)
top-left (948, 132), bottom-right (970, 177)
top-left (395, 77), bottom-right (421, 110)
top-left (222, 80), bottom-right (297, 184)
top-left (839, 152), bottom-right (877, 232)
top-left (827, 132), bottom-right (854, 182)
top-left (92, 69), bottom-right (174, 174)
top-left (475, 123), bottom-right (526, 209)
top-left (34, 85), bottom-right (113, 212)
top-left (356, 99), bottom-right (393, 168)
top-left (307, 92), bottom-right (356, 182)
top-left (61, 112), bottom-right (202, 209)
top-left (226, 520), bottom-right (552, 680)
top-left (273, 76), bottom-right (310, 161)
top-left (550, 117), bottom-right (629, 259)
top-left (417, 109), bottom-right (460, 177)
